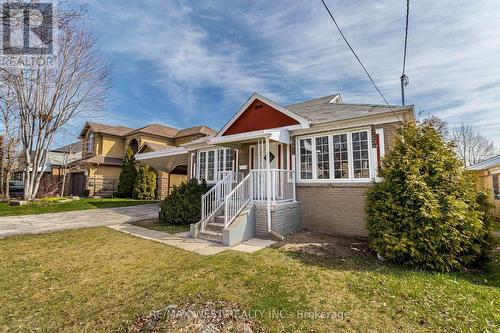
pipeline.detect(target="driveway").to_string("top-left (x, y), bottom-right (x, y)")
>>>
top-left (0, 204), bottom-right (159, 238)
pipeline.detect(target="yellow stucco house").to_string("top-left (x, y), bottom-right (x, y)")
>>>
top-left (470, 154), bottom-right (500, 219)
top-left (67, 122), bottom-right (215, 198)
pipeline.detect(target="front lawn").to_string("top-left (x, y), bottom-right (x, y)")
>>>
top-left (0, 228), bottom-right (498, 332)
top-left (130, 218), bottom-right (190, 234)
top-left (0, 198), bottom-right (157, 217)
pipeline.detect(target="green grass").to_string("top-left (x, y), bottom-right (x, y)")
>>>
top-left (0, 198), bottom-right (157, 217)
top-left (130, 219), bottom-right (190, 234)
top-left (0, 228), bottom-right (498, 332)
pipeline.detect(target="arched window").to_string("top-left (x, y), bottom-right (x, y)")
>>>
top-left (86, 131), bottom-right (95, 154)
top-left (129, 139), bottom-right (139, 154)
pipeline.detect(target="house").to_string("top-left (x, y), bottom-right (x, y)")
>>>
top-left (12, 142), bottom-right (83, 182)
top-left (135, 92), bottom-right (415, 245)
top-left (67, 122), bottom-right (216, 197)
top-left (470, 154), bottom-right (500, 219)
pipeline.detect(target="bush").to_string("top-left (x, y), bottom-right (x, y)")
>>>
top-left (117, 147), bottom-right (137, 198)
top-left (133, 164), bottom-right (157, 200)
top-left (160, 179), bottom-right (209, 225)
top-left (366, 121), bottom-right (493, 272)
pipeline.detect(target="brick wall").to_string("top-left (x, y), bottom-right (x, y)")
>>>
top-left (254, 201), bottom-right (301, 239)
top-left (296, 183), bottom-right (370, 237)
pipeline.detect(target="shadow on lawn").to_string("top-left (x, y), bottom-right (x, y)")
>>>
top-left (275, 230), bottom-right (499, 288)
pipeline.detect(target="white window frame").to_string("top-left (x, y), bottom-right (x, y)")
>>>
top-left (295, 128), bottom-right (374, 183)
top-left (197, 147), bottom-right (234, 184)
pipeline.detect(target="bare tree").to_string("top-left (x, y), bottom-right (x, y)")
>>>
top-left (0, 6), bottom-right (110, 200)
top-left (0, 83), bottom-right (22, 198)
top-left (451, 124), bottom-right (496, 167)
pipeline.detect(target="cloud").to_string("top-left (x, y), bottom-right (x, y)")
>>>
top-left (87, 0), bottom-right (500, 146)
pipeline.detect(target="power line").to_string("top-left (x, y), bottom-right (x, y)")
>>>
top-left (402, 0), bottom-right (410, 75)
top-left (400, 0), bottom-right (410, 105)
top-left (320, 0), bottom-right (402, 122)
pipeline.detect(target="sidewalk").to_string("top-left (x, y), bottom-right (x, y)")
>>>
top-left (108, 223), bottom-right (275, 256)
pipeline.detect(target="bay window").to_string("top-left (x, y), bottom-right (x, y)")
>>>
top-left (297, 129), bottom-right (373, 182)
top-left (198, 148), bottom-right (235, 183)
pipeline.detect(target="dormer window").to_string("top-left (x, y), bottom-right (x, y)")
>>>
top-left (86, 130), bottom-right (95, 154)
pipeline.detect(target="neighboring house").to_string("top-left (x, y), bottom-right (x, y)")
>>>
top-left (470, 154), bottom-right (500, 219)
top-left (136, 93), bottom-right (415, 245)
top-left (12, 142), bottom-right (83, 182)
top-left (68, 122), bottom-right (216, 198)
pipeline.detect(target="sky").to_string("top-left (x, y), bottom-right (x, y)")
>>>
top-left (62, 0), bottom-right (500, 146)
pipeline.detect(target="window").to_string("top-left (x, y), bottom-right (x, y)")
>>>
top-left (297, 129), bottom-right (372, 182)
top-left (218, 150), bottom-right (224, 179)
top-left (333, 134), bottom-right (349, 179)
top-left (493, 174), bottom-right (500, 200)
top-left (199, 152), bottom-right (206, 181)
top-left (198, 148), bottom-right (235, 183)
top-left (226, 149), bottom-right (234, 172)
top-left (351, 131), bottom-right (370, 179)
top-left (299, 138), bottom-right (313, 179)
top-left (86, 131), bottom-right (94, 153)
top-left (315, 136), bottom-right (330, 179)
top-left (207, 151), bottom-right (215, 182)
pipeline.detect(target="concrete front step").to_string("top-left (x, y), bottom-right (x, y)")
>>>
top-left (206, 222), bottom-right (225, 232)
top-left (199, 230), bottom-right (223, 243)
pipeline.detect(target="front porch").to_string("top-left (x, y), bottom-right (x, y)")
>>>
top-left (195, 131), bottom-right (300, 246)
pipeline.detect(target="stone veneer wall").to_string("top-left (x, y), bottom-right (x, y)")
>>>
top-left (254, 201), bottom-right (301, 239)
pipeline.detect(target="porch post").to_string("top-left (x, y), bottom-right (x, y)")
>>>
top-left (266, 137), bottom-right (272, 232)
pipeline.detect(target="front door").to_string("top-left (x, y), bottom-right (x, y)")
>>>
top-left (70, 172), bottom-right (85, 197)
top-left (251, 142), bottom-right (283, 170)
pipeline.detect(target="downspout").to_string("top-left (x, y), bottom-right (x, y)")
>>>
top-left (265, 137), bottom-right (285, 241)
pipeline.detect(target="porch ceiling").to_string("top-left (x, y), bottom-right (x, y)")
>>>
top-left (135, 147), bottom-right (188, 173)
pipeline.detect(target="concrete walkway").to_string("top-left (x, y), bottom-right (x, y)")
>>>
top-left (0, 204), bottom-right (159, 238)
top-left (108, 223), bottom-right (276, 256)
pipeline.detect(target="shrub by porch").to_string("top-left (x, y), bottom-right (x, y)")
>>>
top-left (160, 179), bottom-right (209, 225)
top-left (367, 121), bottom-right (494, 272)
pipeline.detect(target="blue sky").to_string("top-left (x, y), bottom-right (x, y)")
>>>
top-left (63, 0), bottom-right (500, 146)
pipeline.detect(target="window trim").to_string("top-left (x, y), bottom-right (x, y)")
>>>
top-left (197, 147), bottom-right (235, 184)
top-left (295, 128), bottom-right (374, 183)
top-left (493, 173), bottom-right (500, 201)
top-left (86, 130), bottom-right (95, 154)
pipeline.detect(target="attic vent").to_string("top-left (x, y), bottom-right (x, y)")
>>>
top-left (255, 104), bottom-right (263, 110)
top-left (329, 95), bottom-right (342, 104)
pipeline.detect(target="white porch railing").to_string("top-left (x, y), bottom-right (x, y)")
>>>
top-left (224, 169), bottom-right (295, 228)
top-left (201, 172), bottom-right (243, 231)
top-left (224, 173), bottom-right (253, 228)
top-left (250, 169), bottom-right (295, 202)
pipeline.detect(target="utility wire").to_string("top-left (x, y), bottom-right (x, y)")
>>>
top-left (400, 0), bottom-right (410, 105)
top-left (402, 0), bottom-right (410, 76)
top-left (320, 0), bottom-right (401, 121)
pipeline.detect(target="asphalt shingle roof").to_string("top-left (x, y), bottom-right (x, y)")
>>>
top-left (285, 95), bottom-right (413, 125)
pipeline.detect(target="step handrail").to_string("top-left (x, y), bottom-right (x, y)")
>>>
top-left (201, 173), bottom-right (233, 231)
top-left (224, 172), bottom-right (253, 228)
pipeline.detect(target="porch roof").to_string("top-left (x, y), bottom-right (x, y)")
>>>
top-left (208, 129), bottom-right (290, 145)
top-left (135, 147), bottom-right (188, 173)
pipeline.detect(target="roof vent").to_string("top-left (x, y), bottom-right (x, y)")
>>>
top-left (329, 95), bottom-right (343, 104)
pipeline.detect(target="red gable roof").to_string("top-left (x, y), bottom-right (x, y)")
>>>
top-left (222, 99), bottom-right (300, 136)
